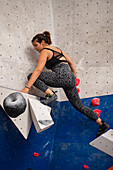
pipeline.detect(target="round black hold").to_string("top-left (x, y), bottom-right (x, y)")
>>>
top-left (3, 92), bottom-right (27, 118)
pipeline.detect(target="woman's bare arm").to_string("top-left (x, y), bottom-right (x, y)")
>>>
top-left (62, 51), bottom-right (77, 78)
top-left (19, 50), bottom-right (48, 93)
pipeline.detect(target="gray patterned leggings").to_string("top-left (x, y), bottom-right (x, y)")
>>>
top-left (28, 63), bottom-right (98, 122)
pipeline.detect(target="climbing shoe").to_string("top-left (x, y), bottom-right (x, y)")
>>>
top-left (96, 121), bottom-right (109, 138)
top-left (41, 92), bottom-right (58, 105)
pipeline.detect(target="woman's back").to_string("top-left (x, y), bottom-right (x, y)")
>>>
top-left (43, 46), bottom-right (67, 61)
top-left (43, 46), bottom-right (68, 70)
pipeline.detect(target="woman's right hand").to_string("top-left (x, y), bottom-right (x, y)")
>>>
top-left (18, 87), bottom-right (29, 94)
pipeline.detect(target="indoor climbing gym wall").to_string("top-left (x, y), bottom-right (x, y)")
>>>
top-left (52, 0), bottom-right (113, 101)
top-left (0, 0), bottom-right (113, 100)
top-left (0, 0), bottom-right (113, 170)
top-left (0, 0), bottom-right (55, 97)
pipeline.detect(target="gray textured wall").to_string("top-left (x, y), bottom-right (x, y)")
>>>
top-left (0, 0), bottom-right (113, 101)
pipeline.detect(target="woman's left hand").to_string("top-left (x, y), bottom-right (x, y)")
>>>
top-left (18, 87), bottom-right (29, 94)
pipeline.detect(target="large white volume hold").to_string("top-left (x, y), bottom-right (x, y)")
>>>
top-left (29, 98), bottom-right (54, 133)
top-left (90, 129), bottom-right (113, 157)
top-left (0, 86), bottom-right (37, 139)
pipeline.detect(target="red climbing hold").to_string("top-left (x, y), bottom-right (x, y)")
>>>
top-left (34, 152), bottom-right (39, 157)
top-left (83, 165), bottom-right (89, 169)
top-left (76, 78), bottom-right (80, 86)
top-left (107, 166), bottom-right (113, 170)
top-left (93, 109), bottom-right (101, 117)
top-left (77, 88), bottom-right (80, 93)
top-left (91, 98), bottom-right (100, 106)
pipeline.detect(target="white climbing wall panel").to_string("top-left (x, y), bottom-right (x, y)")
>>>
top-left (90, 129), bottom-right (113, 157)
top-left (52, 0), bottom-right (113, 100)
top-left (0, 0), bottom-right (113, 101)
top-left (73, 0), bottom-right (113, 98)
top-left (0, 0), bottom-right (54, 97)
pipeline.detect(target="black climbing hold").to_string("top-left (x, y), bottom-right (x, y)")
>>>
top-left (3, 92), bottom-right (27, 118)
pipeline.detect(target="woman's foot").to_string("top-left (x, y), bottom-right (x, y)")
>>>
top-left (41, 92), bottom-right (58, 105)
top-left (96, 120), bottom-right (109, 138)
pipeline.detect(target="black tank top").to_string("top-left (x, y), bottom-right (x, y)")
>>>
top-left (43, 48), bottom-right (68, 69)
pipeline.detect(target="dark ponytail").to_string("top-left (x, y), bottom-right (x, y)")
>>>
top-left (31, 31), bottom-right (52, 45)
top-left (43, 31), bottom-right (52, 45)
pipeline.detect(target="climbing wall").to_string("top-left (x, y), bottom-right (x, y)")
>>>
top-left (0, 0), bottom-right (113, 170)
top-left (52, 0), bottom-right (113, 100)
top-left (0, 0), bottom-right (55, 97)
top-left (0, 95), bottom-right (113, 170)
top-left (0, 0), bottom-right (113, 100)
top-left (48, 94), bottom-right (113, 170)
top-left (72, 0), bottom-right (113, 98)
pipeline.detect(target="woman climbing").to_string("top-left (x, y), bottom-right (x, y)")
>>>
top-left (19, 31), bottom-right (109, 138)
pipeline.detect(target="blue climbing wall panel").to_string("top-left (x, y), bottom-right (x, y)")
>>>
top-left (49, 95), bottom-right (113, 170)
top-left (0, 95), bottom-right (113, 170)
